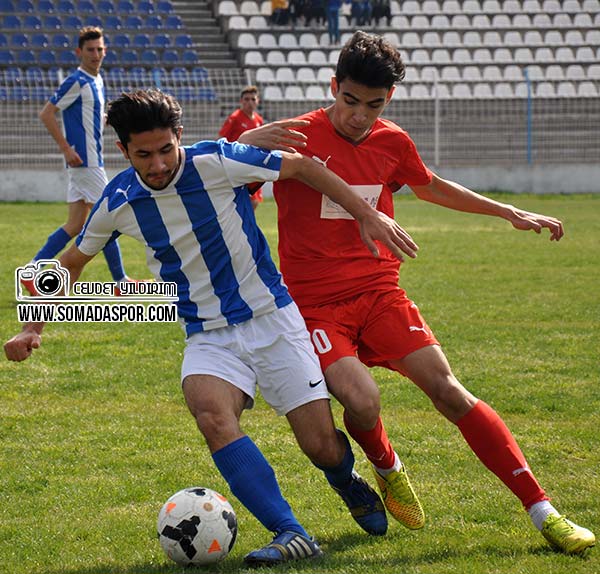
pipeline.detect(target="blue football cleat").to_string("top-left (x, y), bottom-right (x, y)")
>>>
top-left (243, 530), bottom-right (323, 567)
top-left (332, 470), bottom-right (388, 535)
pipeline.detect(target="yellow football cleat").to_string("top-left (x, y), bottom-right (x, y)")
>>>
top-left (372, 465), bottom-right (425, 530)
top-left (541, 514), bottom-right (595, 555)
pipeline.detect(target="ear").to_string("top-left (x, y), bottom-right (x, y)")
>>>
top-left (330, 77), bottom-right (339, 97)
top-left (116, 141), bottom-right (129, 160)
top-left (386, 85), bottom-right (396, 103)
top-left (176, 126), bottom-right (183, 142)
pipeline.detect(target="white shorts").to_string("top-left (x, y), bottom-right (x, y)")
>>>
top-left (67, 167), bottom-right (108, 204)
top-left (181, 303), bottom-right (329, 416)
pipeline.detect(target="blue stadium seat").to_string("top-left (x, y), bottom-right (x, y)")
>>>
top-left (11, 33), bottom-right (29, 48)
top-left (0, 87), bottom-right (8, 101)
top-left (124, 15), bottom-right (143, 28)
top-left (165, 14), bottom-right (182, 28)
top-left (198, 87), bottom-right (217, 101)
top-left (106, 66), bottom-right (126, 81)
top-left (112, 34), bottom-right (130, 48)
top-left (47, 66), bottom-right (62, 82)
top-left (104, 15), bottom-right (122, 29)
top-left (16, 0), bottom-right (35, 12)
top-left (0, 50), bottom-right (16, 64)
top-left (156, 0), bottom-right (173, 13)
top-left (38, 0), bottom-right (55, 12)
top-left (57, 0), bottom-right (75, 12)
top-left (16, 50), bottom-right (36, 65)
top-left (52, 34), bottom-right (70, 48)
top-left (3, 66), bottom-right (22, 81)
top-left (161, 49), bottom-right (178, 64)
top-left (0, 33), bottom-right (7, 47)
top-left (84, 15), bottom-right (103, 27)
top-left (39, 50), bottom-right (57, 64)
top-left (170, 66), bottom-right (189, 81)
top-left (31, 33), bottom-right (50, 47)
top-left (133, 33), bottom-right (151, 49)
top-left (58, 50), bottom-right (78, 65)
top-left (146, 15), bottom-right (163, 28)
top-left (153, 33), bottom-right (171, 48)
top-left (182, 50), bottom-right (199, 64)
top-left (0, 0), bottom-right (15, 12)
top-left (117, 0), bottom-right (135, 12)
top-left (77, 0), bottom-right (95, 13)
top-left (63, 15), bottom-right (82, 27)
top-left (11, 86), bottom-right (31, 102)
top-left (121, 49), bottom-right (138, 64)
top-left (128, 66), bottom-right (148, 80)
top-left (23, 14), bottom-right (42, 28)
top-left (174, 34), bottom-right (192, 49)
top-left (43, 15), bottom-right (62, 28)
top-left (3, 15), bottom-right (22, 29)
top-left (103, 51), bottom-right (118, 65)
top-left (190, 66), bottom-right (209, 82)
top-left (98, 0), bottom-right (116, 12)
top-left (138, 0), bottom-right (155, 13)
top-left (25, 66), bottom-right (44, 82)
top-left (141, 49), bottom-right (159, 64)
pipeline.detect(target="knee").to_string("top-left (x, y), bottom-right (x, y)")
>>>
top-left (345, 392), bottom-right (380, 429)
top-left (302, 430), bottom-right (344, 468)
top-left (427, 375), bottom-right (476, 421)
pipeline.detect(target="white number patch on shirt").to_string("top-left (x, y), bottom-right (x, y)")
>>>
top-left (320, 184), bottom-right (383, 220)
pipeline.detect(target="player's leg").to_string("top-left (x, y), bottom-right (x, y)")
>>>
top-left (393, 344), bottom-right (595, 554)
top-left (302, 293), bottom-right (425, 529)
top-left (182, 328), bottom-right (320, 566)
top-left (182, 374), bottom-right (309, 539)
top-left (250, 303), bottom-right (387, 538)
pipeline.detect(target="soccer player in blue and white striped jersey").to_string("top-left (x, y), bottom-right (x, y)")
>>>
top-left (22, 27), bottom-right (133, 295)
top-left (5, 89), bottom-right (419, 565)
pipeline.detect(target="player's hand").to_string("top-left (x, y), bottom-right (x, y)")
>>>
top-left (358, 211), bottom-right (419, 262)
top-left (237, 119), bottom-right (310, 152)
top-left (508, 207), bottom-right (564, 241)
top-left (4, 331), bottom-right (41, 362)
top-left (64, 146), bottom-right (83, 168)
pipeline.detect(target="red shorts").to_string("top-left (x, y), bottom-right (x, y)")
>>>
top-left (299, 289), bottom-right (439, 373)
top-left (248, 185), bottom-right (263, 202)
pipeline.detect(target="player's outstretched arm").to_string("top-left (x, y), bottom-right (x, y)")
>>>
top-left (279, 152), bottom-right (418, 261)
top-left (237, 119), bottom-right (310, 152)
top-left (410, 173), bottom-right (564, 241)
top-left (4, 245), bottom-right (94, 362)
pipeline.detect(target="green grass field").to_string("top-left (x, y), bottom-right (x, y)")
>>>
top-left (1, 194), bottom-right (598, 574)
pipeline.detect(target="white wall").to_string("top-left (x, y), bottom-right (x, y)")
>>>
top-left (1, 165), bottom-right (599, 202)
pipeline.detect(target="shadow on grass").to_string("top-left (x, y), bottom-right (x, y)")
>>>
top-left (36, 533), bottom-right (588, 574)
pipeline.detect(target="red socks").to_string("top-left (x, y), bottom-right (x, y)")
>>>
top-left (343, 411), bottom-right (396, 470)
top-left (457, 400), bottom-right (548, 509)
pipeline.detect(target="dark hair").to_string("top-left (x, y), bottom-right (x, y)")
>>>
top-left (106, 89), bottom-right (183, 146)
top-left (240, 85), bottom-right (259, 98)
top-left (78, 26), bottom-right (103, 49)
top-left (335, 31), bottom-right (405, 89)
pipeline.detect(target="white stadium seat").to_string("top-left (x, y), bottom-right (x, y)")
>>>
top-left (305, 85), bottom-right (327, 100)
top-left (284, 85), bottom-right (304, 99)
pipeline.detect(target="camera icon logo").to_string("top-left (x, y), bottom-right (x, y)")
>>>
top-left (15, 260), bottom-right (71, 300)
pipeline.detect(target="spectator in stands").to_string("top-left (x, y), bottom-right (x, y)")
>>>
top-left (288, 0), bottom-right (307, 28)
top-left (21, 26), bottom-right (137, 297)
top-left (326, 0), bottom-right (343, 44)
top-left (218, 86), bottom-right (265, 210)
top-left (371, 0), bottom-right (391, 27)
top-left (350, 0), bottom-right (371, 26)
top-left (270, 0), bottom-right (290, 25)
top-left (304, 0), bottom-right (326, 27)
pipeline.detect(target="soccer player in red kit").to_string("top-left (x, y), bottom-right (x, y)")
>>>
top-left (219, 85), bottom-right (265, 210)
top-left (259, 31), bottom-right (594, 555)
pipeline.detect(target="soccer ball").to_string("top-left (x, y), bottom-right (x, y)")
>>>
top-left (157, 487), bottom-right (238, 565)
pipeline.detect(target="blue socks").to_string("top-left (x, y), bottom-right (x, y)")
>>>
top-left (102, 239), bottom-right (126, 282)
top-left (212, 436), bottom-right (308, 538)
top-left (34, 227), bottom-right (71, 261)
top-left (313, 430), bottom-right (355, 489)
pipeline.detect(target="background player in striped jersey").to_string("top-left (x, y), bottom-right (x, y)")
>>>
top-left (247, 31), bottom-right (593, 555)
top-left (5, 89), bottom-right (421, 566)
top-left (218, 85), bottom-right (265, 211)
top-left (21, 27), bottom-right (135, 296)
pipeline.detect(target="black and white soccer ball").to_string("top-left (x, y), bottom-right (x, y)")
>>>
top-left (157, 487), bottom-right (237, 565)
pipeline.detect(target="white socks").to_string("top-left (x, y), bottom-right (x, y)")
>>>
top-left (374, 452), bottom-right (402, 477)
top-left (528, 500), bottom-right (559, 531)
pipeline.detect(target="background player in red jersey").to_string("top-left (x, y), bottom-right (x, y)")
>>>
top-left (219, 85), bottom-right (265, 210)
top-left (241, 31), bottom-right (594, 555)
